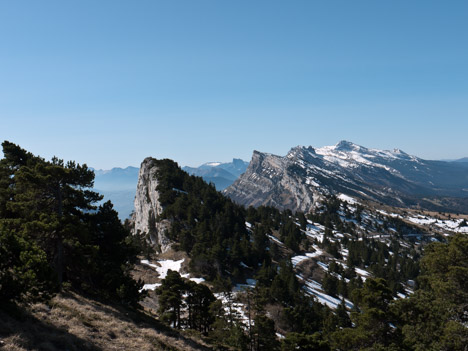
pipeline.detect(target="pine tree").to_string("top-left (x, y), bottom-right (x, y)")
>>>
top-left (8, 152), bottom-right (101, 286)
top-left (156, 270), bottom-right (186, 328)
top-left (331, 278), bottom-right (396, 350)
top-left (392, 234), bottom-right (468, 350)
top-left (185, 280), bottom-right (216, 333)
top-left (252, 314), bottom-right (280, 351)
top-left (0, 227), bottom-right (55, 303)
top-left (0, 141), bottom-right (141, 304)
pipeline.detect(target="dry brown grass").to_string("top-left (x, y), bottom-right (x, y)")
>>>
top-left (0, 291), bottom-right (213, 351)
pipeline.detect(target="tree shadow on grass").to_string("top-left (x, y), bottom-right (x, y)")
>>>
top-left (69, 291), bottom-right (214, 351)
top-left (0, 303), bottom-right (101, 351)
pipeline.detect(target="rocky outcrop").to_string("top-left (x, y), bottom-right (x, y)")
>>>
top-left (132, 157), bottom-right (172, 252)
top-left (224, 150), bottom-right (321, 213)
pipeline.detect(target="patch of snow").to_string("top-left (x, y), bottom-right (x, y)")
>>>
top-left (290, 247), bottom-right (325, 267)
top-left (354, 267), bottom-right (370, 276)
top-left (408, 217), bottom-right (436, 225)
top-left (292, 255), bottom-right (309, 267)
top-left (297, 274), bottom-right (354, 310)
top-left (307, 247), bottom-right (324, 258)
top-left (214, 292), bottom-right (250, 325)
top-left (140, 283), bottom-right (161, 292)
top-left (338, 194), bottom-right (358, 205)
top-left (141, 260), bottom-right (158, 268)
top-left (267, 234), bottom-right (284, 246)
top-left (317, 261), bottom-right (329, 271)
top-left (141, 258), bottom-right (185, 279)
top-left (354, 267), bottom-right (370, 281)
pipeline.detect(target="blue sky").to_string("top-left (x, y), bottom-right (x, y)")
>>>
top-left (1, 0), bottom-right (467, 169)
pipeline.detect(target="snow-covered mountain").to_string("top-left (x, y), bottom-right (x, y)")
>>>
top-left (224, 141), bottom-right (468, 214)
top-left (183, 158), bottom-right (248, 190)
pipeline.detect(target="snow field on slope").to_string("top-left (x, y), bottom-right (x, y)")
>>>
top-left (140, 259), bottom-right (205, 291)
top-left (305, 222), bottom-right (325, 242)
top-left (296, 273), bottom-right (354, 310)
top-left (408, 215), bottom-right (468, 233)
top-left (291, 247), bottom-right (324, 267)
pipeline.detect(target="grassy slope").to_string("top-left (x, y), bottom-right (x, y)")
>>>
top-left (0, 291), bottom-right (213, 351)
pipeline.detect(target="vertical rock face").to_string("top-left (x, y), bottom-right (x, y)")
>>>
top-left (132, 157), bottom-right (172, 252)
top-left (224, 150), bottom-right (320, 213)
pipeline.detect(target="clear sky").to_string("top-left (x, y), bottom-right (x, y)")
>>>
top-left (1, 0), bottom-right (467, 169)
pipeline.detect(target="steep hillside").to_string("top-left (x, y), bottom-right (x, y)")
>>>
top-left (225, 141), bottom-right (468, 213)
top-left (131, 155), bottom-right (467, 350)
top-left (0, 291), bottom-right (212, 351)
top-left (132, 157), bottom-right (260, 280)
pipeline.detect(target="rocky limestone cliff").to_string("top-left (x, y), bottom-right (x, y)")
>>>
top-left (132, 157), bottom-right (172, 252)
top-left (224, 150), bottom-right (321, 213)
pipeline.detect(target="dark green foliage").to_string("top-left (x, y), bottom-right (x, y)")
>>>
top-left (156, 270), bottom-right (217, 333)
top-left (321, 273), bottom-right (339, 297)
top-left (0, 141), bottom-right (141, 306)
top-left (156, 270), bottom-right (186, 328)
top-left (252, 314), bottom-right (280, 351)
top-left (86, 201), bottom-right (143, 305)
top-left (331, 278), bottom-right (397, 350)
top-left (209, 301), bottom-right (249, 351)
top-left (186, 280), bottom-right (216, 332)
top-left (281, 332), bottom-right (329, 351)
top-left (0, 227), bottom-right (55, 303)
top-left (392, 234), bottom-right (468, 350)
top-left (151, 159), bottom-right (255, 280)
top-left (280, 216), bottom-right (304, 252)
top-left (150, 171), bottom-right (468, 349)
top-left (281, 297), bottom-right (328, 335)
top-left (331, 236), bottom-right (468, 350)
top-left (270, 261), bottom-right (300, 305)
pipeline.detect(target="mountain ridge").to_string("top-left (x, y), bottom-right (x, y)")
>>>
top-left (225, 141), bottom-right (468, 214)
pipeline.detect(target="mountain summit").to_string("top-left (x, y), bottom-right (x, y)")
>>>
top-left (224, 141), bottom-right (468, 213)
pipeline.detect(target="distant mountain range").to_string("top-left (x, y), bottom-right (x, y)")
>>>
top-left (92, 148), bottom-right (468, 220)
top-left (93, 166), bottom-right (140, 191)
top-left (92, 159), bottom-right (248, 220)
top-left (451, 157), bottom-right (468, 163)
top-left (182, 158), bottom-right (249, 190)
top-left (224, 141), bottom-right (468, 214)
